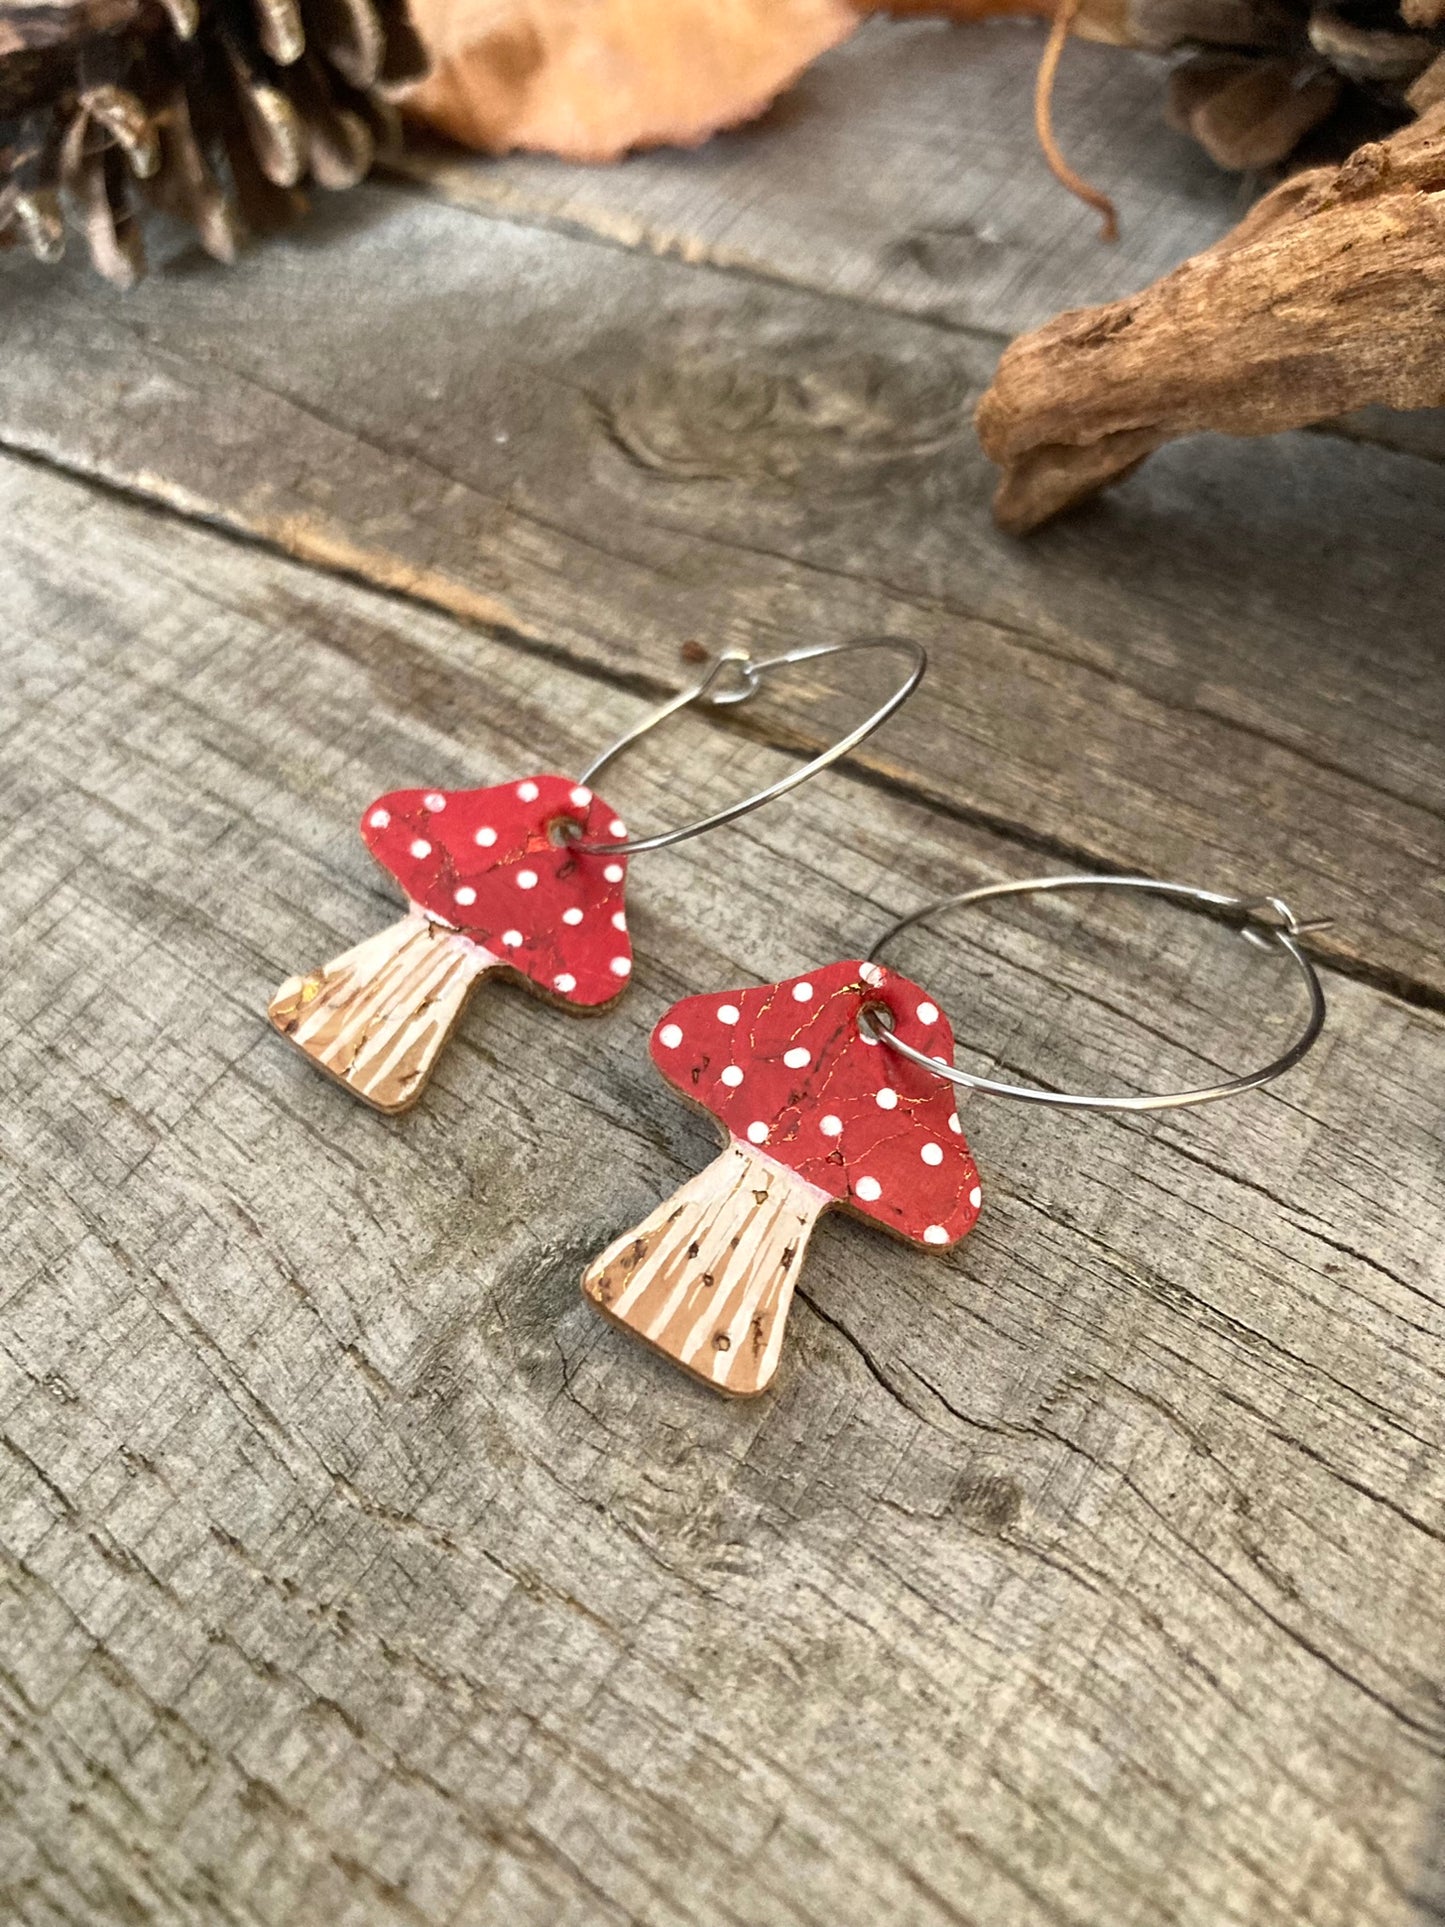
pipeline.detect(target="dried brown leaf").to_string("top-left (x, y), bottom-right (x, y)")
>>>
top-left (402, 0), bottom-right (859, 160)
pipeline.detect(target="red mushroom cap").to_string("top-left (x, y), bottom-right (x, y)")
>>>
top-left (360, 773), bottom-right (631, 1007)
top-left (650, 958), bottom-right (982, 1247)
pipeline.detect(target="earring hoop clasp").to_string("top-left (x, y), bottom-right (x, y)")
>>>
top-left (570, 637), bottom-right (925, 858)
top-left (860, 873), bottom-right (1330, 1113)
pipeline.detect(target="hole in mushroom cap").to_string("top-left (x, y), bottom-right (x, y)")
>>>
top-left (859, 1000), bottom-right (895, 1045)
top-left (548, 816), bottom-right (584, 847)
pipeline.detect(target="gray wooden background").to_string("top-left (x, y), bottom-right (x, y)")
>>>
top-left (2, 20), bottom-right (1442, 1926)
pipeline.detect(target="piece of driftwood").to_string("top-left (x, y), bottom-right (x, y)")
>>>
top-left (582, 960), bottom-right (982, 1394)
top-left (3, 444), bottom-right (1443, 1927)
top-left (976, 103), bottom-right (1445, 530)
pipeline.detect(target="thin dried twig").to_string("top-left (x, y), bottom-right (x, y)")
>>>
top-left (1033, 0), bottom-right (1118, 240)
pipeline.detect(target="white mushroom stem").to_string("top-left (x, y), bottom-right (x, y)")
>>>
top-left (268, 909), bottom-right (497, 1114)
top-left (582, 1138), bottom-right (830, 1397)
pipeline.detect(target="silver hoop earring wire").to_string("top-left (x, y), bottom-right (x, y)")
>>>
top-left (570, 637), bottom-right (925, 858)
top-left (860, 874), bottom-right (1330, 1113)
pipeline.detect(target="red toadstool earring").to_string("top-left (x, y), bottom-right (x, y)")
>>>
top-left (268, 638), bottom-right (924, 1114)
top-left (582, 874), bottom-right (1328, 1398)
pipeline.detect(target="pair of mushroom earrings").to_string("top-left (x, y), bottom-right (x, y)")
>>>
top-left (270, 639), bottom-right (1329, 1397)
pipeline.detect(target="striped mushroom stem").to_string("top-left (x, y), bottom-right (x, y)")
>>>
top-left (268, 908), bottom-right (498, 1115)
top-left (582, 959), bottom-right (983, 1397)
top-left (584, 1138), bottom-right (830, 1398)
top-left (269, 775), bottom-right (632, 1113)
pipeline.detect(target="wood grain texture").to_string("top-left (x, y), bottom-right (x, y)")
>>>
top-left (2, 452), bottom-right (1443, 1927)
top-left (1, 178), bottom-right (1442, 1004)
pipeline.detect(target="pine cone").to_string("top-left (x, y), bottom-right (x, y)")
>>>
top-left (1119, 0), bottom-right (1445, 168)
top-left (1, 0), bottom-right (427, 283)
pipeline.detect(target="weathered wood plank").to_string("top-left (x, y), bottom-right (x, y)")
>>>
top-left (394, 20), bottom-right (1245, 339)
top-left (395, 17), bottom-right (1445, 476)
top-left (1, 189), bottom-right (1442, 1008)
top-left (1, 453), bottom-right (1442, 1927)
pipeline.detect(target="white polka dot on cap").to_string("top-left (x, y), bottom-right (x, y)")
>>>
top-left (921, 1143), bottom-right (943, 1166)
top-left (516, 780), bottom-right (539, 802)
top-left (612, 911), bottom-right (627, 932)
top-left (783, 1047), bottom-right (810, 1069)
top-left (474, 826), bottom-right (497, 847)
top-left (410, 839), bottom-right (431, 859)
top-left (746, 1121), bottom-right (770, 1145)
top-left (423, 792), bottom-right (446, 812)
top-left (969, 1186), bottom-right (983, 1210)
top-left (924, 1226), bottom-right (949, 1246)
top-left (658, 1023), bottom-right (683, 1049)
top-left (562, 907), bottom-right (584, 926)
top-left (792, 982), bottom-right (814, 1002)
top-left (516, 869), bottom-right (538, 889)
top-left (454, 886), bottom-right (476, 906)
top-left (369, 809), bottom-right (390, 828)
top-left (554, 973), bottom-right (576, 993)
top-left (501, 929), bottom-right (523, 948)
top-left (720, 1066), bottom-right (744, 1088)
top-left (717, 1004), bottom-right (740, 1025)
top-left (917, 1001), bottom-right (939, 1025)
top-left (604, 863), bottom-right (624, 884)
top-left (610, 956), bottom-right (631, 977)
top-left (876, 1088), bottom-right (898, 1110)
top-left (820, 1115), bottom-right (843, 1137)
top-left (569, 786), bottom-right (591, 808)
top-left (855, 1176), bottom-right (882, 1202)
